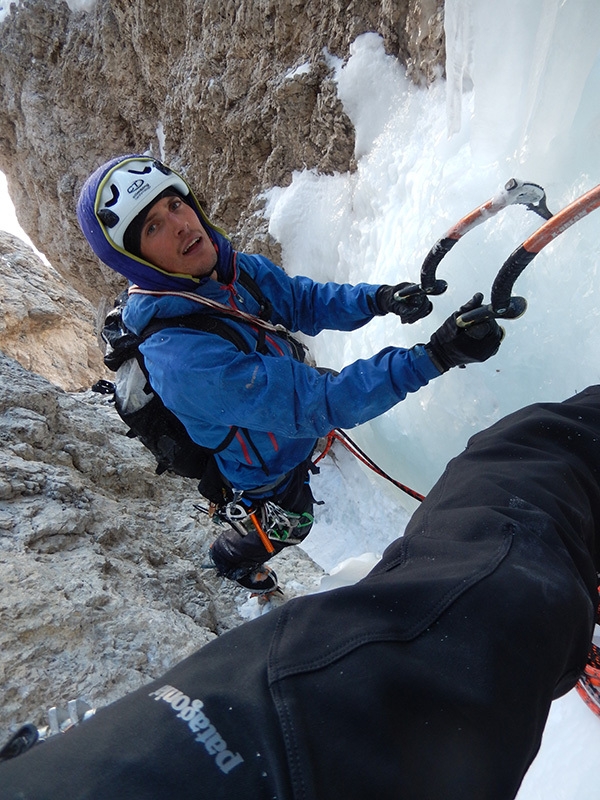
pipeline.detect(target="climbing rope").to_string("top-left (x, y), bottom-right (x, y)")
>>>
top-left (314, 429), bottom-right (425, 503)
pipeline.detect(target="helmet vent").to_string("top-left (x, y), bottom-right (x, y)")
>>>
top-left (98, 208), bottom-right (119, 228)
top-left (127, 165), bottom-right (153, 176)
top-left (104, 184), bottom-right (120, 208)
top-left (153, 161), bottom-right (171, 176)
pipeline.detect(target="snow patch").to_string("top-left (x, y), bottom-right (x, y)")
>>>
top-left (284, 62), bottom-right (311, 80)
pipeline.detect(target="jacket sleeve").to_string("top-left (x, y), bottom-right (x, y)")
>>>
top-left (144, 329), bottom-right (441, 441)
top-left (236, 253), bottom-right (382, 336)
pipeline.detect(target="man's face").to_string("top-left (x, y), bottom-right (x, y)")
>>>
top-left (139, 195), bottom-right (218, 277)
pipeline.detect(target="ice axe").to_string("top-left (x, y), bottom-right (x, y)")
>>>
top-left (458, 181), bottom-right (600, 327)
top-left (394, 177), bottom-right (553, 305)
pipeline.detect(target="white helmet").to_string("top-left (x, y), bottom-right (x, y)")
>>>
top-left (95, 157), bottom-right (190, 250)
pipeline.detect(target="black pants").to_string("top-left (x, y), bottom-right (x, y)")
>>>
top-left (209, 462), bottom-right (316, 579)
top-left (2, 387), bottom-right (600, 799)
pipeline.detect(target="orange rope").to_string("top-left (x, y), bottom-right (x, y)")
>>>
top-left (314, 429), bottom-right (425, 503)
top-left (313, 431), bottom-right (337, 466)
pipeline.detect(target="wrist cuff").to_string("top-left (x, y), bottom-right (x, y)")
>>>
top-left (369, 288), bottom-right (386, 316)
top-left (424, 343), bottom-right (449, 374)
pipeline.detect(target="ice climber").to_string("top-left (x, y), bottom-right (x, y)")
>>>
top-left (1, 385), bottom-right (600, 798)
top-left (76, 154), bottom-right (504, 593)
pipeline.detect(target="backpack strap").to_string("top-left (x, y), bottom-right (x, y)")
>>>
top-left (236, 268), bottom-right (306, 361)
top-left (140, 312), bottom-right (253, 354)
top-left (237, 267), bottom-right (273, 321)
top-left (235, 270), bottom-right (269, 353)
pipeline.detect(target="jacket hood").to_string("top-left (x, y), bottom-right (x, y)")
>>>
top-left (77, 154), bottom-right (234, 292)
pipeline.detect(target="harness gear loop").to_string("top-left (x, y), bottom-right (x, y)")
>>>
top-left (210, 489), bottom-right (315, 556)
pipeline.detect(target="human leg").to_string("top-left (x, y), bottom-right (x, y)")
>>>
top-left (261, 386), bottom-right (600, 797)
top-left (209, 465), bottom-right (315, 589)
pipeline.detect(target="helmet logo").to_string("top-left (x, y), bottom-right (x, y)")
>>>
top-left (127, 179), bottom-right (151, 202)
top-left (127, 179), bottom-right (146, 193)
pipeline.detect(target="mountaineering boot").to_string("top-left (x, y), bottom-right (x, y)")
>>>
top-left (234, 564), bottom-right (280, 595)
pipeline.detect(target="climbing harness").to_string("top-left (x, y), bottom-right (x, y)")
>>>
top-left (198, 491), bottom-right (315, 555)
top-left (196, 429), bottom-right (424, 562)
top-left (314, 429), bottom-right (425, 503)
top-left (196, 429), bottom-right (423, 563)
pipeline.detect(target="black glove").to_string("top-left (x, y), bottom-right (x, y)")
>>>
top-left (374, 283), bottom-right (433, 324)
top-left (425, 293), bottom-right (505, 373)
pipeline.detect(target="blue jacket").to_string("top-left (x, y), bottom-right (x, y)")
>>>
top-left (124, 253), bottom-right (439, 491)
top-left (77, 155), bottom-right (440, 493)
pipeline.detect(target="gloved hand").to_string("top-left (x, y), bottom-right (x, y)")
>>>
top-left (375, 283), bottom-right (433, 324)
top-left (424, 293), bottom-right (505, 373)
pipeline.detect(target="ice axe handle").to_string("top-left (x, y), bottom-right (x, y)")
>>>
top-left (457, 297), bottom-right (527, 328)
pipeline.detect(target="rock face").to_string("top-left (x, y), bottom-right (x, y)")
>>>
top-left (0, 231), bottom-right (105, 391)
top-left (0, 351), bottom-right (322, 734)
